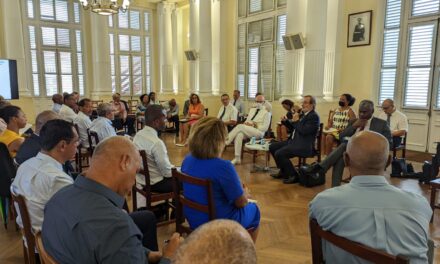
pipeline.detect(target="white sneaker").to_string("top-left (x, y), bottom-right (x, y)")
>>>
top-left (175, 143), bottom-right (185, 147)
top-left (231, 158), bottom-right (241, 165)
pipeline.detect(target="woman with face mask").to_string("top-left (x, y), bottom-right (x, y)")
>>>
top-left (324, 93), bottom-right (356, 155)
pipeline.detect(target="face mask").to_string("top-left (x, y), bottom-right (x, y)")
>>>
top-left (338, 101), bottom-right (345, 107)
top-left (255, 103), bottom-right (262, 109)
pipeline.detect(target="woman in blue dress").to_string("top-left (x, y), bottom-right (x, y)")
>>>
top-left (181, 117), bottom-right (260, 242)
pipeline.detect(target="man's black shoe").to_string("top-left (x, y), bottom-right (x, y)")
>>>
top-left (270, 172), bottom-right (284, 179)
top-left (283, 176), bottom-right (299, 184)
top-left (300, 162), bottom-right (323, 175)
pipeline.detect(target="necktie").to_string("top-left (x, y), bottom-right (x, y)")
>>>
top-left (233, 100), bottom-right (236, 106)
top-left (219, 106), bottom-right (226, 120)
top-left (386, 114), bottom-right (391, 127)
top-left (251, 109), bottom-right (260, 121)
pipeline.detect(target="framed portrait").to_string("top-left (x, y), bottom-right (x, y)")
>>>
top-left (347, 10), bottom-right (372, 47)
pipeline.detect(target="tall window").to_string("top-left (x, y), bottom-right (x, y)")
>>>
top-left (236, 0), bottom-right (286, 100)
top-left (22, 0), bottom-right (85, 96)
top-left (109, 10), bottom-right (152, 96)
top-left (380, 0), bottom-right (440, 108)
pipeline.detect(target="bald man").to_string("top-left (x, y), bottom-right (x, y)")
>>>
top-left (173, 220), bottom-right (256, 264)
top-left (378, 98), bottom-right (408, 147)
top-left (15, 110), bottom-right (59, 164)
top-left (226, 95), bottom-right (271, 165)
top-left (51, 94), bottom-right (63, 113)
top-left (309, 131), bottom-right (432, 263)
top-left (42, 136), bottom-right (181, 264)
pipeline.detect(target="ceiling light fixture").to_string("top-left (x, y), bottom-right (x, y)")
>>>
top-left (78, 0), bottom-right (130, 16)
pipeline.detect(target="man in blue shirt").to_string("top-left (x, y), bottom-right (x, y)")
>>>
top-left (309, 131), bottom-right (432, 263)
top-left (42, 136), bottom-right (182, 264)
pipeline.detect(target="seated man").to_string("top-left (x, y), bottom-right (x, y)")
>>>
top-left (162, 99), bottom-right (180, 136)
top-left (90, 103), bottom-right (116, 142)
top-left (301, 100), bottom-right (392, 187)
top-left (226, 95), bottom-right (271, 165)
top-left (174, 220), bottom-right (256, 264)
top-left (309, 131), bottom-right (432, 263)
top-left (59, 93), bottom-right (78, 123)
top-left (42, 136), bottom-right (181, 264)
top-left (0, 105), bottom-right (27, 157)
top-left (217, 93), bottom-right (238, 132)
top-left (11, 119), bottom-right (77, 231)
top-left (133, 105), bottom-right (174, 193)
top-left (74, 98), bottom-right (93, 148)
top-left (270, 95), bottom-right (320, 184)
top-left (378, 98), bottom-right (408, 148)
top-left (51, 94), bottom-right (63, 114)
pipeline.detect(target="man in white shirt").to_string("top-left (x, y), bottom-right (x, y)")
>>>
top-left (226, 95), bottom-right (271, 165)
top-left (217, 94), bottom-right (238, 132)
top-left (162, 99), bottom-right (180, 136)
top-left (309, 131), bottom-right (432, 263)
top-left (59, 93), bottom-right (78, 123)
top-left (11, 119), bottom-right (78, 231)
top-left (255, 92), bottom-right (272, 112)
top-left (378, 98), bottom-right (408, 148)
top-left (90, 103), bottom-right (116, 142)
top-left (51, 94), bottom-right (63, 114)
top-left (232, 90), bottom-right (245, 117)
top-left (133, 105), bottom-right (174, 193)
top-left (74, 98), bottom-right (93, 148)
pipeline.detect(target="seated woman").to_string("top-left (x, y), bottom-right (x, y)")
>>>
top-left (181, 117), bottom-right (260, 242)
top-left (0, 105), bottom-right (27, 157)
top-left (276, 99), bottom-right (299, 141)
top-left (176, 93), bottom-right (204, 146)
top-left (324, 93), bottom-right (356, 155)
top-left (136, 93), bottom-right (150, 123)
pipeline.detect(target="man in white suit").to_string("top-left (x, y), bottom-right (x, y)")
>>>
top-left (226, 95), bottom-right (271, 165)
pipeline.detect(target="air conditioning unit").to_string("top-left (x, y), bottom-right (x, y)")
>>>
top-left (282, 33), bottom-right (306, 50)
top-left (184, 50), bottom-right (197, 61)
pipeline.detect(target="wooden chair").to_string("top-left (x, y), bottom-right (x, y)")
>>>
top-left (132, 150), bottom-right (174, 226)
top-left (90, 100), bottom-right (103, 120)
top-left (11, 192), bottom-right (37, 264)
top-left (73, 124), bottom-right (91, 172)
top-left (87, 129), bottom-right (99, 154)
top-left (309, 219), bottom-right (409, 264)
top-left (34, 231), bottom-right (58, 264)
top-left (171, 168), bottom-right (215, 235)
top-left (392, 132), bottom-right (407, 159)
top-left (203, 108), bottom-right (208, 116)
top-left (128, 99), bottom-right (139, 114)
top-left (297, 123), bottom-right (323, 167)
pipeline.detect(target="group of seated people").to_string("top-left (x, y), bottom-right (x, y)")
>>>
top-left (0, 88), bottom-right (431, 263)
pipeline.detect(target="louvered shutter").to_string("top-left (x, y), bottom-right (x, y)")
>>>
top-left (237, 23), bottom-right (246, 95)
top-left (260, 45), bottom-right (273, 100)
top-left (379, 0), bottom-right (402, 103)
top-left (130, 10), bottom-right (140, 29)
top-left (412, 0), bottom-right (439, 17)
top-left (404, 23), bottom-right (435, 107)
top-left (262, 18), bottom-right (273, 41)
top-left (248, 47), bottom-right (259, 99)
top-left (238, 0), bottom-right (246, 18)
top-left (275, 15), bottom-right (286, 100)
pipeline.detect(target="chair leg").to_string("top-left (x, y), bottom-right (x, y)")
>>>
top-left (402, 148), bottom-right (406, 159)
top-left (430, 187), bottom-right (436, 223)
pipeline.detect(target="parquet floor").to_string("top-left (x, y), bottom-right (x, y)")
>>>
top-left (1, 133), bottom-right (439, 263)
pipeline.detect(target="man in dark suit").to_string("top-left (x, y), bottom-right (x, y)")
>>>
top-left (270, 95), bottom-right (320, 184)
top-left (301, 100), bottom-right (392, 187)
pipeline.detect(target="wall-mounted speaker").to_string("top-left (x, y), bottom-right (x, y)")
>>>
top-left (282, 33), bottom-right (306, 50)
top-left (184, 50), bottom-right (197, 61)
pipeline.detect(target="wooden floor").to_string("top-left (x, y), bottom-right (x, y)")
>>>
top-left (1, 133), bottom-right (439, 263)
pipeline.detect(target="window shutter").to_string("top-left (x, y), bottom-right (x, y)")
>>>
top-left (42, 27), bottom-right (56, 46)
top-left (132, 56), bottom-right (142, 95)
top-left (40, 0), bottom-right (54, 20)
top-left (56, 28), bottom-right (70, 47)
top-left (237, 23), bottom-right (246, 95)
top-left (277, 0), bottom-right (287, 7)
top-left (144, 12), bottom-right (150, 32)
top-left (120, 55), bottom-right (131, 95)
top-left (249, 0), bottom-right (262, 13)
top-left (131, 36), bottom-right (141, 51)
top-left (248, 20), bottom-right (261, 43)
top-left (412, 0), bottom-right (439, 17)
top-left (248, 47), bottom-right (259, 98)
top-left (55, 0), bottom-right (69, 22)
top-left (275, 15), bottom-right (286, 100)
top-left (119, 34), bottom-right (130, 51)
top-left (260, 45), bottom-right (273, 100)
top-left (379, 0), bottom-right (402, 103)
top-left (404, 24), bottom-right (435, 107)
top-left (130, 10), bottom-right (140, 29)
top-left (74, 2), bottom-right (80, 23)
top-left (262, 18), bottom-right (273, 41)
top-left (238, 0), bottom-right (246, 18)
top-left (27, 0), bottom-right (34, 18)
top-left (118, 12), bottom-right (129, 28)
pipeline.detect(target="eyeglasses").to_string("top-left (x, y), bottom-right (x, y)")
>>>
top-left (255, 100), bottom-right (264, 103)
top-left (382, 106), bottom-right (390, 110)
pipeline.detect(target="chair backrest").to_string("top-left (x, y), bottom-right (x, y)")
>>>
top-left (309, 219), bottom-right (409, 264)
top-left (11, 192), bottom-right (37, 264)
top-left (171, 168), bottom-right (215, 235)
top-left (128, 100), bottom-right (139, 113)
top-left (87, 129), bottom-right (99, 153)
top-left (203, 108), bottom-right (208, 116)
top-left (132, 150), bottom-right (152, 210)
top-left (0, 143), bottom-right (16, 197)
top-left (315, 123), bottom-right (323, 155)
top-left (91, 100), bottom-right (102, 110)
top-left (34, 231), bottom-right (58, 264)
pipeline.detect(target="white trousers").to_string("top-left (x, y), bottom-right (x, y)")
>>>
top-left (227, 124), bottom-right (264, 157)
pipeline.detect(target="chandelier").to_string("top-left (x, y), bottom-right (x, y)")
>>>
top-left (78, 0), bottom-right (130, 16)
